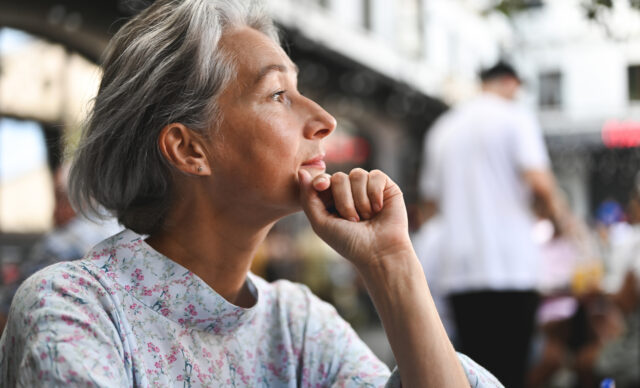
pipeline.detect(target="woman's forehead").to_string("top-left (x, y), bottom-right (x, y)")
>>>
top-left (221, 27), bottom-right (294, 77)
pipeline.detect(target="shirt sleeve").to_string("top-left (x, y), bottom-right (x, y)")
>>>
top-left (512, 109), bottom-right (550, 171)
top-left (298, 285), bottom-right (504, 387)
top-left (0, 263), bottom-right (131, 387)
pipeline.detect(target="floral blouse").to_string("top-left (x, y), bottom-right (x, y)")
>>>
top-left (0, 229), bottom-right (502, 387)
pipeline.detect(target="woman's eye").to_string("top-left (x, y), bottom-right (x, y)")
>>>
top-left (271, 90), bottom-right (286, 102)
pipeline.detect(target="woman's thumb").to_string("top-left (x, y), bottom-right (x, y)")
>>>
top-left (298, 170), bottom-right (328, 227)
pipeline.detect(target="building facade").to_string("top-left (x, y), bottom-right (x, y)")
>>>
top-left (512, 0), bottom-right (640, 219)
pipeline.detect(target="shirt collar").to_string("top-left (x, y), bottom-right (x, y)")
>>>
top-left (87, 229), bottom-right (259, 333)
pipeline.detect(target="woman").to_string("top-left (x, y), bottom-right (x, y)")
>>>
top-left (0, 1), bottom-right (502, 386)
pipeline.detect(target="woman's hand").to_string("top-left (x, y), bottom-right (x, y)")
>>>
top-left (298, 168), bottom-right (413, 270)
top-left (299, 168), bottom-right (473, 387)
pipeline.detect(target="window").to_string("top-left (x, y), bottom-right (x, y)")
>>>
top-left (397, 0), bottom-right (424, 58)
top-left (539, 71), bottom-right (563, 109)
top-left (362, 0), bottom-right (372, 30)
top-left (629, 65), bottom-right (640, 101)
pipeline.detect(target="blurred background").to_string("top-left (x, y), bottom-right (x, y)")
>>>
top-left (1, 0), bottom-right (639, 387)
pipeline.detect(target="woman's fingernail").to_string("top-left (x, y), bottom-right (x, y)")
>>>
top-left (349, 217), bottom-right (359, 222)
top-left (373, 203), bottom-right (381, 212)
top-left (313, 177), bottom-right (328, 190)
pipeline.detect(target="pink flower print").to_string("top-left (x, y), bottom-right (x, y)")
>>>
top-left (39, 298), bottom-right (45, 307)
top-left (237, 366), bottom-right (249, 384)
top-left (178, 318), bottom-right (185, 325)
top-left (154, 361), bottom-right (162, 369)
top-left (177, 375), bottom-right (183, 381)
top-left (125, 285), bottom-right (131, 291)
top-left (78, 277), bottom-right (85, 286)
top-left (147, 342), bottom-right (160, 353)
top-left (167, 354), bottom-right (177, 364)
top-left (57, 356), bottom-right (66, 363)
top-left (161, 308), bottom-right (170, 317)
top-left (130, 303), bottom-right (137, 310)
top-left (185, 304), bottom-right (198, 316)
top-left (61, 315), bottom-right (74, 326)
top-left (41, 279), bottom-right (46, 285)
top-left (40, 352), bottom-right (47, 360)
top-left (62, 273), bottom-right (69, 279)
top-left (132, 268), bottom-right (144, 281)
top-left (143, 287), bottom-right (152, 296)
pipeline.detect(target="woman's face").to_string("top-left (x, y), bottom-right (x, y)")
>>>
top-left (209, 27), bottom-right (336, 217)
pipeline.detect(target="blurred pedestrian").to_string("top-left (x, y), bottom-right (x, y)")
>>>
top-left (419, 61), bottom-right (567, 388)
top-left (0, 164), bottom-right (120, 334)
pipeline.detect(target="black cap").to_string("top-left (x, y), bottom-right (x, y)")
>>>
top-left (479, 61), bottom-right (521, 83)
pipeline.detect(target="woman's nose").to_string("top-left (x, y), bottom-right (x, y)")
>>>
top-left (303, 97), bottom-right (336, 140)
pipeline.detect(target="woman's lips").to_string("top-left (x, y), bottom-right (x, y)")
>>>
top-left (301, 155), bottom-right (326, 170)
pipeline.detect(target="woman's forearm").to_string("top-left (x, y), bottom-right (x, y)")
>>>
top-left (357, 250), bottom-right (468, 388)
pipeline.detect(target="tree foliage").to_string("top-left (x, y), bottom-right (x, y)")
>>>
top-left (489, 0), bottom-right (640, 19)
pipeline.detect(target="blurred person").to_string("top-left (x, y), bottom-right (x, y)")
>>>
top-left (602, 190), bottom-right (640, 294)
top-left (0, 164), bottom-right (121, 334)
top-left (419, 61), bottom-right (567, 388)
top-left (588, 271), bottom-right (640, 388)
top-left (582, 188), bottom-right (640, 387)
top-left (593, 199), bottom-right (631, 262)
top-left (527, 190), bottom-right (640, 388)
top-left (0, 1), bottom-right (503, 387)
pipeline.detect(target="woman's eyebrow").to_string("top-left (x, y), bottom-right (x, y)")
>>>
top-left (254, 63), bottom-right (299, 85)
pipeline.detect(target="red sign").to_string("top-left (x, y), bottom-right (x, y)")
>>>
top-left (325, 133), bottom-right (370, 165)
top-left (602, 120), bottom-right (640, 148)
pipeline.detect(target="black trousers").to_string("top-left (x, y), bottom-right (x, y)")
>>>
top-left (450, 290), bottom-right (539, 388)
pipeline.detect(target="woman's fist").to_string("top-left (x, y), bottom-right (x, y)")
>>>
top-left (298, 168), bottom-right (413, 270)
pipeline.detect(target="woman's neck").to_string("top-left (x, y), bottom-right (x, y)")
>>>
top-left (146, 202), bottom-right (276, 308)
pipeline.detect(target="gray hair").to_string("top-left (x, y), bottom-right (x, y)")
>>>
top-left (69, 0), bottom-right (279, 235)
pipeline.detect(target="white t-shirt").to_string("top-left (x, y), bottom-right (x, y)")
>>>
top-left (419, 93), bottom-right (550, 293)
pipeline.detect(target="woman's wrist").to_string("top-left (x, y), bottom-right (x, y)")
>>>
top-left (355, 246), bottom-right (423, 296)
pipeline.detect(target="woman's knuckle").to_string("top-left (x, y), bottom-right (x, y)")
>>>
top-left (370, 169), bottom-right (385, 178)
top-left (349, 168), bottom-right (367, 179)
top-left (331, 172), bottom-right (348, 183)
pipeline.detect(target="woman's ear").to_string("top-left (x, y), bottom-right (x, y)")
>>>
top-left (158, 123), bottom-right (211, 176)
